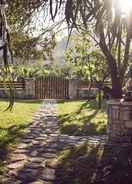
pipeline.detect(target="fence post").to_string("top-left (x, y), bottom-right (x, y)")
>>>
top-left (69, 79), bottom-right (79, 99)
top-left (25, 78), bottom-right (36, 99)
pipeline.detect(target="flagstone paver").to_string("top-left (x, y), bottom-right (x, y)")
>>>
top-left (2, 100), bottom-right (107, 184)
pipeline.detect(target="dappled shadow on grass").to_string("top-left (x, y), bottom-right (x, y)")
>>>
top-left (0, 124), bottom-right (30, 174)
top-left (59, 110), bottom-right (101, 136)
top-left (55, 143), bottom-right (132, 184)
top-left (58, 99), bottom-right (107, 113)
top-left (58, 100), bottom-right (107, 136)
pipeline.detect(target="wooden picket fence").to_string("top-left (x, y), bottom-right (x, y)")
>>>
top-left (35, 77), bottom-right (69, 99)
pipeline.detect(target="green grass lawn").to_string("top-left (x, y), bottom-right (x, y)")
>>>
top-left (0, 99), bottom-right (41, 174)
top-left (58, 100), bottom-right (107, 136)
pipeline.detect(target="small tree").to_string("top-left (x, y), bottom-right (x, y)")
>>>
top-left (66, 34), bottom-right (110, 84)
top-left (66, 33), bottom-right (110, 108)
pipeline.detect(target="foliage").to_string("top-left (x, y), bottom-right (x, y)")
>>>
top-left (0, 1), bottom-right (56, 109)
top-left (7, 61), bottom-right (75, 79)
top-left (66, 33), bottom-right (110, 82)
top-left (11, 31), bottom-right (42, 63)
top-left (10, 31), bottom-right (56, 65)
top-left (42, 62), bottom-right (75, 78)
top-left (7, 0), bottom-right (46, 30)
top-left (60, 0), bottom-right (132, 98)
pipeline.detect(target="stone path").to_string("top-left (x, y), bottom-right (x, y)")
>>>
top-left (2, 100), bottom-right (107, 184)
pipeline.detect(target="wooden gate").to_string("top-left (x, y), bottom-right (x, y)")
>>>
top-left (35, 77), bottom-right (69, 99)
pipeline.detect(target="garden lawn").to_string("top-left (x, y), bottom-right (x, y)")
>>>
top-left (58, 100), bottom-right (107, 136)
top-left (0, 100), bottom-right (41, 174)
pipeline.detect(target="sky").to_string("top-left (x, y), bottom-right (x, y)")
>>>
top-left (30, 5), bottom-right (68, 41)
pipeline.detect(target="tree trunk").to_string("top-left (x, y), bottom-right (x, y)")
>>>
top-left (111, 77), bottom-right (123, 98)
top-left (107, 57), bottom-right (123, 99)
top-left (97, 89), bottom-right (102, 109)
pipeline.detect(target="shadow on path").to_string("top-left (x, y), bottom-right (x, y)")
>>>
top-left (3, 100), bottom-right (107, 184)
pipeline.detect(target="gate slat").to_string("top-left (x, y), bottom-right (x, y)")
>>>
top-left (35, 76), bottom-right (69, 99)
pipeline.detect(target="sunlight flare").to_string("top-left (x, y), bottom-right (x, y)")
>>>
top-left (114, 0), bottom-right (132, 16)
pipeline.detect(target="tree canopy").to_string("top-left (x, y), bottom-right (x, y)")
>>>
top-left (1, 0), bottom-right (132, 99)
top-left (66, 33), bottom-right (109, 82)
top-left (59, 0), bottom-right (132, 98)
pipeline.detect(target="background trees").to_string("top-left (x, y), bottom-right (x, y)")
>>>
top-left (11, 31), bottom-right (56, 65)
top-left (2, 0), bottom-right (132, 98)
top-left (60, 0), bottom-right (132, 98)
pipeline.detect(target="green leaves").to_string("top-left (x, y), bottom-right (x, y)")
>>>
top-left (66, 33), bottom-right (109, 82)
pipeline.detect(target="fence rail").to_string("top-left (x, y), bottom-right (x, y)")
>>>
top-left (0, 81), bottom-right (25, 89)
top-left (0, 78), bottom-right (112, 99)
